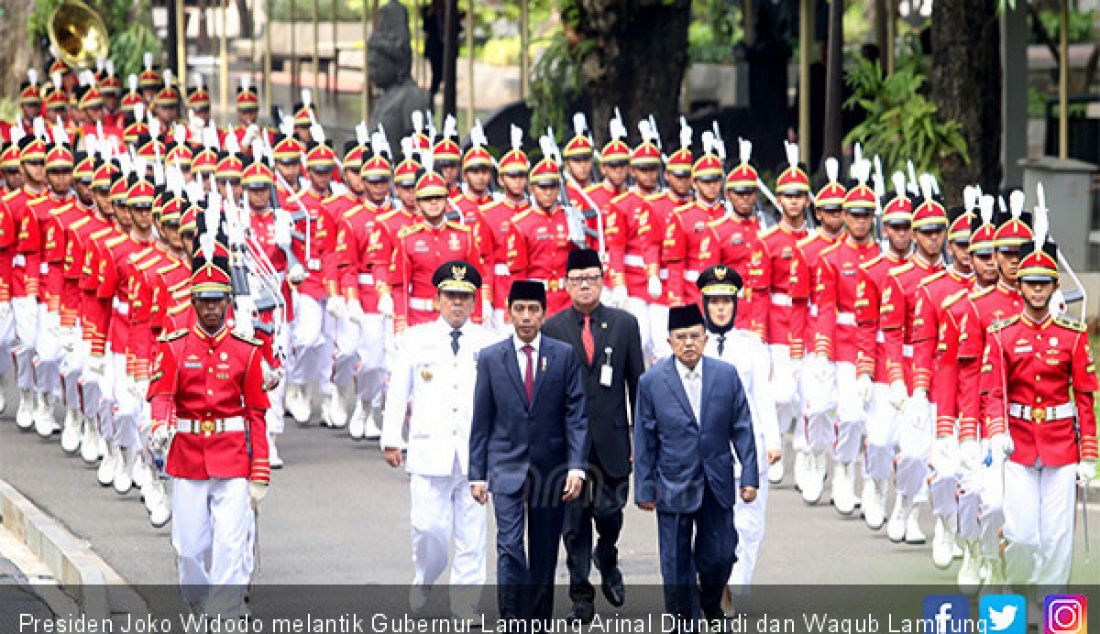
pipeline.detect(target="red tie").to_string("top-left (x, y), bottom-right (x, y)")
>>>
top-left (522, 344), bottom-right (535, 402)
top-left (581, 314), bottom-right (595, 365)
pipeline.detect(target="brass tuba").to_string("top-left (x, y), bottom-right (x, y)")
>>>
top-left (47, 0), bottom-right (109, 70)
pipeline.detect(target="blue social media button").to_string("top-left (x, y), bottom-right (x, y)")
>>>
top-left (980, 594), bottom-right (1027, 634)
top-left (923, 595), bottom-right (971, 634)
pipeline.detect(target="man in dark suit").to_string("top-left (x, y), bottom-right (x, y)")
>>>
top-left (542, 249), bottom-right (644, 621)
top-left (469, 280), bottom-right (589, 621)
top-left (634, 305), bottom-right (759, 624)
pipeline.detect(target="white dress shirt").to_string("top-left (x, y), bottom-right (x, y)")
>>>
top-left (676, 358), bottom-right (703, 422)
top-left (513, 333), bottom-right (542, 385)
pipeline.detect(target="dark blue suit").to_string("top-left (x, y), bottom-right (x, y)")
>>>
top-left (469, 335), bottom-right (588, 620)
top-left (633, 355), bottom-right (759, 621)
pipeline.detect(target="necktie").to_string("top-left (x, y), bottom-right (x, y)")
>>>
top-left (718, 334), bottom-right (726, 356)
top-left (450, 329), bottom-right (462, 355)
top-left (581, 314), bottom-right (595, 365)
top-left (522, 345), bottom-right (535, 402)
top-left (686, 371), bottom-right (701, 422)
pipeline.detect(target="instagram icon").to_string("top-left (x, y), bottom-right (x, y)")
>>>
top-left (1045, 595), bottom-right (1087, 634)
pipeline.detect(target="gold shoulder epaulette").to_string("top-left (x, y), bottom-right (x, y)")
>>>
top-left (396, 223), bottom-right (423, 239)
top-left (610, 191), bottom-right (630, 204)
top-left (672, 201), bottom-right (694, 214)
top-left (820, 241), bottom-right (842, 257)
top-left (758, 225), bottom-right (780, 239)
top-left (968, 285), bottom-right (995, 301)
top-left (861, 253), bottom-right (885, 271)
top-left (159, 328), bottom-right (188, 342)
top-left (2, 189), bottom-right (19, 203)
top-left (796, 234), bottom-right (817, 249)
top-left (888, 261), bottom-right (914, 276)
top-left (988, 315), bottom-right (1020, 333)
top-left (943, 287), bottom-right (969, 308)
top-left (378, 208), bottom-right (399, 222)
top-left (510, 208), bottom-right (532, 223)
top-left (232, 331), bottom-right (262, 345)
top-left (1054, 314), bottom-right (1086, 332)
top-left (446, 221), bottom-right (471, 232)
top-left (918, 269), bottom-right (947, 287)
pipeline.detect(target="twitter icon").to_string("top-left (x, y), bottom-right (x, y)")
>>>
top-left (981, 594), bottom-right (1027, 634)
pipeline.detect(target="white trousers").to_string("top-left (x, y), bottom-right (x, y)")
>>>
top-left (171, 477), bottom-right (252, 616)
top-left (650, 304), bottom-right (670, 361)
top-left (0, 302), bottom-right (16, 375)
top-left (1003, 461), bottom-right (1077, 587)
top-left (802, 357), bottom-right (836, 455)
top-left (12, 296), bottom-right (38, 391)
top-left (288, 295), bottom-right (333, 392)
top-left (355, 312), bottom-right (387, 404)
top-left (863, 383), bottom-right (900, 482)
top-left (330, 312), bottom-right (361, 389)
top-left (624, 297), bottom-right (652, 362)
top-left (409, 458), bottom-right (487, 589)
top-left (729, 474), bottom-right (770, 590)
top-left (34, 308), bottom-right (63, 397)
top-left (833, 362), bottom-right (866, 464)
top-left (896, 404), bottom-right (934, 498)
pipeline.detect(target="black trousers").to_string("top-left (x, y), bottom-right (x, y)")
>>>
top-left (562, 459), bottom-right (629, 605)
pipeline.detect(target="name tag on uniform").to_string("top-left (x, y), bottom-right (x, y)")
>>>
top-left (600, 347), bottom-right (614, 387)
top-left (183, 361), bottom-right (202, 369)
top-left (1014, 345), bottom-right (1033, 354)
top-left (307, 258), bottom-right (321, 271)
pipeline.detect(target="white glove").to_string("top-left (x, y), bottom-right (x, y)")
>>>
top-left (129, 378), bottom-right (150, 401)
top-left (855, 374), bottom-right (873, 406)
top-left (610, 285), bottom-right (628, 308)
top-left (959, 439), bottom-right (982, 471)
top-left (150, 424), bottom-right (171, 454)
top-left (647, 276), bottom-right (662, 300)
top-left (0, 301), bottom-right (12, 321)
top-left (1078, 460), bottom-right (1097, 484)
top-left (249, 482), bottom-right (268, 510)
top-left (810, 355), bottom-right (832, 387)
top-left (326, 296), bottom-right (346, 319)
top-left (61, 326), bottom-right (78, 351)
top-left (86, 355), bottom-right (105, 378)
top-left (377, 293), bottom-right (394, 317)
top-left (931, 436), bottom-right (958, 474)
top-left (232, 314), bottom-right (255, 340)
top-left (888, 380), bottom-right (908, 410)
top-left (241, 124), bottom-right (259, 148)
top-left (262, 364), bottom-right (285, 391)
top-left (481, 298), bottom-right (493, 322)
top-left (990, 433), bottom-right (1014, 461)
top-left (273, 211), bottom-right (294, 250)
top-left (347, 298), bottom-right (368, 326)
top-left (287, 263), bottom-right (307, 284)
top-left (903, 388), bottom-right (931, 429)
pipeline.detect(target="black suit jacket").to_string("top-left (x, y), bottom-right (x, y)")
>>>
top-left (543, 303), bottom-right (644, 479)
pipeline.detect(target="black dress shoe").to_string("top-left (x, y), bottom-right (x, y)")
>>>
top-left (567, 601), bottom-right (594, 623)
top-left (592, 550), bottom-right (625, 607)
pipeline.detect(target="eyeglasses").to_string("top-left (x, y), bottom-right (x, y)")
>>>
top-left (566, 274), bottom-right (602, 286)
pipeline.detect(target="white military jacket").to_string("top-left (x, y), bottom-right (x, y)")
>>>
top-left (382, 317), bottom-right (499, 476)
top-left (704, 328), bottom-right (781, 476)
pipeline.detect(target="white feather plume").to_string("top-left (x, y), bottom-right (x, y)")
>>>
top-left (52, 118), bottom-right (69, 145)
top-left (701, 130), bottom-right (715, 156)
top-left (152, 161), bottom-right (164, 186)
top-left (78, 70), bottom-right (94, 87)
top-left (918, 173), bottom-right (935, 201)
top-left (133, 155), bottom-right (147, 178)
top-left (426, 112), bottom-right (436, 141)
top-left (411, 111), bottom-right (424, 134)
top-left (277, 109), bottom-right (293, 137)
top-left (825, 157), bottom-right (839, 183)
top-left (679, 117), bottom-right (692, 150)
top-left (9, 121), bottom-right (23, 145)
top-left (510, 124), bottom-right (523, 151)
top-left (203, 124), bottom-right (219, 150)
top-left (32, 116), bottom-right (47, 140)
top-left (173, 123), bottom-right (188, 144)
top-left (872, 155), bottom-right (885, 198)
top-left (784, 141), bottom-right (799, 170)
top-left (573, 112), bottom-right (587, 137)
top-left (638, 119), bottom-right (654, 144)
top-left (128, 74), bottom-right (138, 94)
top-left (85, 134), bottom-right (99, 158)
top-left (28, 69), bottom-right (37, 86)
top-left (51, 72), bottom-right (62, 92)
top-left (853, 142), bottom-right (863, 166)
top-left (400, 136), bottom-right (414, 159)
top-left (442, 113), bottom-right (457, 140)
top-left (738, 138), bottom-right (752, 165)
top-left (301, 88), bottom-right (312, 108)
top-left (134, 102), bottom-right (145, 125)
top-left (997, 195), bottom-right (1007, 214)
top-left (356, 122), bottom-right (369, 147)
top-left (163, 69), bottom-right (174, 88)
top-left (469, 119), bottom-right (487, 148)
top-left (962, 185), bottom-right (977, 212)
top-left (979, 195), bottom-right (994, 225)
top-left (609, 108), bottom-right (627, 141)
top-left (96, 57), bottom-right (105, 73)
top-left (539, 135), bottom-right (559, 166)
top-left (224, 131), bottom-right (240, 155)
top-left (1033, 200), bottom-right (1049, 249)
top-left (194, 71), bottom-right (203, 90)
top-left (421, 145), bottom-right (434, 174)
top-left (851, 159), bottom-right (871, 185)
top-left (105, 60), bottom-right (114, 78)
top-left (906, 160), bottom-right (919, 195)
top-left (148, 115), bottom-right (160, 141)
top-left (374, 123), bottom-right (391, 158)
top-left (166, 164), bottom-right (183, 197)
top-left (891, 171), bottom-right (906, 200)
top-left (1009, 189), bottom-right (1024, 219)
top-left (240, 74), bottom-right (251, 91)
top-left (118, 151), bottom-right (131, 179)
top-left (711, 134), bottom-right (726, 161)
top-left (185, 175), bottom-right (204, 202)
top-left (143, 52), bottom-right (153, 71)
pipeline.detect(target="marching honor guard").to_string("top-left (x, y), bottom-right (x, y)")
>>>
top-left (648, 126), bottom-right (695, 357)
top-left (147, 249), bottom-right (270, 619)
top-left (382, 261), bottom-right (495, 618)
top-left (478, 133), bottom-right (530, 329)
top-left (664, 142), bottom-right (725, 308)
top-left (980, 214), bottom-right (1097, 587)
top-left (696, 266), bottom-right (780, 595)
top-left (542, 248), bottom-right (644, 622)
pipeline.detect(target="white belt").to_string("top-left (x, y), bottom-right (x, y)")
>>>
top-left (836, 312), bottom-right (856, 326)
top-left (659, 268), bottom-right (669, 281)
top-left (494, 263), bottom-right (510, 277)
top-left (408, 297), bottom-right (435, 311)
top-left (683, 270), bottom-right (700, 282)
top-left (176, 416), bottom-right (246, 435)
top-left (771, 293), bottom-right (792, 307)
top-left (357, 273), bottom-right (374, 285)
top-left (112, 298), bottom-right (129, 316)
top-left (12, 254), bottom-right (25, 268)
top-left (624, 254), bottom-right (645, 268)
top-left (876, 330), bottom-right (885, 344)
top-left (902, 344), bottom-right (913, 358)
top-left (39, 262), bottom-right (49, 275)
top-left (307, 258), bottom-right (321, 272)
top-left (1008, 402), bottom-right (1075, 423)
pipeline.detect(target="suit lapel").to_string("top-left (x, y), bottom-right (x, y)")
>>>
top-left (590, 306), bottom-right (608, 365)
top-left (562, 310), bottom-right (591, 368)
top-left (661, 360), bottom-right (698, 427)
top-left (699, 357), bottom-right (716, 429)
top-left (530, 344), bottom-right (553, 408)
top-left (501, 343), bottom-right (528, 406)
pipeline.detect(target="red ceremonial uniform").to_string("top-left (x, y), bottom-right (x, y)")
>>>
top-left (981, 313), bottom-right (1098, 466)
top-left (878, 255), bottom-right (944, 388)
top-left (4, 186), bottom-right (47, 299)
top-left (646, 191), bottom-right (692, 307)
top-left (148, 326), bottom-right (271, 483)
top-left (370, 206), bottom-right (417, 323)
top-left (666, 198), bottom-right (725, 307)
top-left (507, 204), bottom-right (576, 315)
top-left (285, 188), bottom-right (339, 302)
top-left (798, 231), bottom-right (841, 356)
top-left (761, 222), bottom-right (811, 357)
top-left (855, 252), bottom-right (908, 382)
top-left (479, 197), bottom-right (529, 310)
top-left (813, 236), bottom-right (880, 364)
top-left (582, 181), bottom-right (624, 254)
top-left (393, 219), bottom-right (482, 328)
top-left (20, 193), bottom-right (76, 309)
top-left (911, 266), bottom-right (973, 398)
top-left (336, 199), bottom-right (393, 314)
top-left (704, 213), bottom-right (770, 337)
top-left (607, 189), bottom-right (658, 298)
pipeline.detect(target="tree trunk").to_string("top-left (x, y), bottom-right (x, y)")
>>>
top-left (236, 0), bottom-right (254, 36)
top-left (570, 0), bottom-right (692, 144)
top-left (0, 1), bottom-right (37, 99)
top-left (930, 0), bottom-right (1001, 200)
top-left (822, 0), bottom-right (844, 161)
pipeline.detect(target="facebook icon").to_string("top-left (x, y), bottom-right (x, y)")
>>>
top-left (923, 595), bottom-right (971, 634)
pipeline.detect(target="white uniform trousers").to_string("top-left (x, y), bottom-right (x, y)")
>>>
top-left (729, 474), bottom-right (769, 590)
top-left (330, 311), bottom-right (361, 390)
top-left (11, 296), bottom-right (38, 392)
top-left (33, 307), bottom-right (63, 398)
top-left (863, 383), bottom-right (900, 483)
top-left (1003, 461), bottom-right (1077, 587)
top-left (287, 295), bottom-right (333, 391)
top-left (833, 362), bottom-right (867, 464)
top-left (624, 297), bottom-right (652, 361)
top-left (802, 357), bottom-right (837, 455)
top-left (172, 477), bottom-right (252, 616)
top-left (769, 345), bottom-right (804, 451)
top-left (895, 404), bottom-right (934, 499)
top-left (0, 301), bottom-right (16, 375)
top-left (354, 312), bottom-right (387, 404)
top-left (649, 304), bottom-right (671, 361)
top-left (409, 457), bottom-right (487, 591)
top-left (977, 443), bottom-right (1006, 560)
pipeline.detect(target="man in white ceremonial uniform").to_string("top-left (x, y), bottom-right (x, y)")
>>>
top-left (696, 265), bottom-right (781, 600)
top-left (382, 260), bottom-right (496, 618)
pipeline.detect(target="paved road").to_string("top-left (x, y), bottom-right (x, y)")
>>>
top-left (2, 403), bottom-right (1098, 594)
